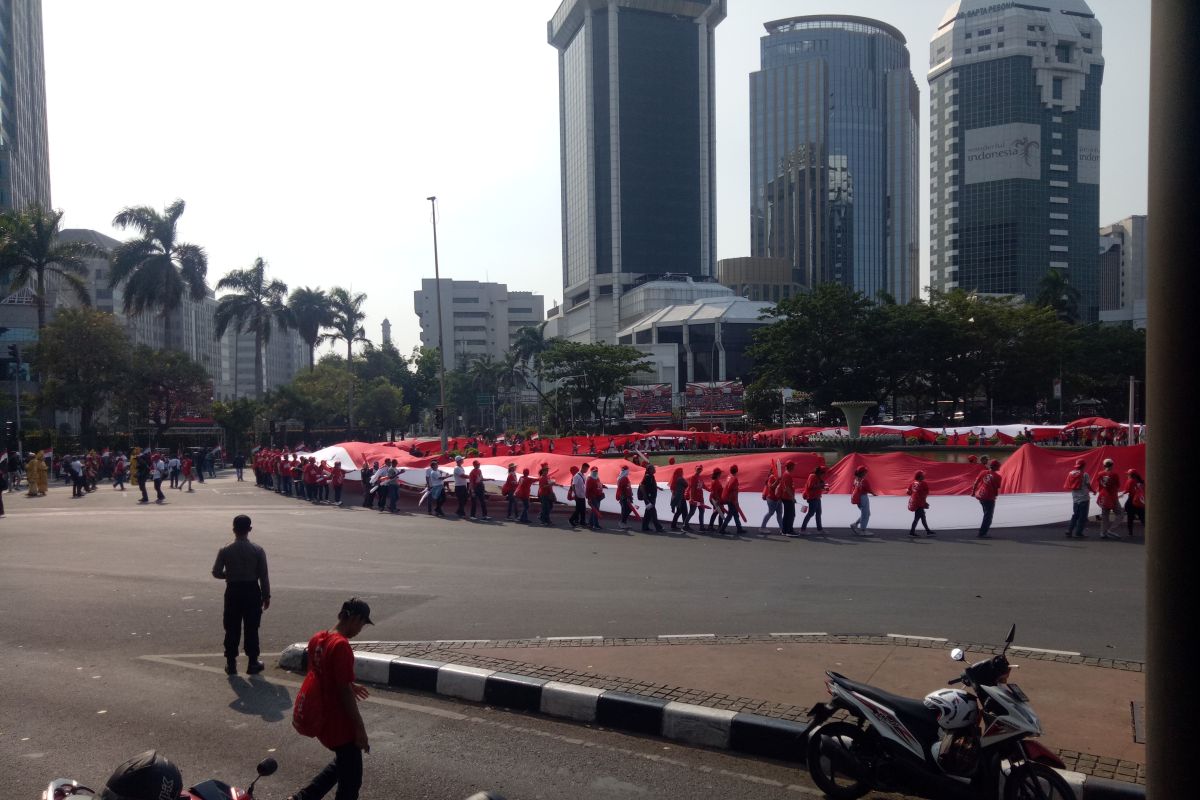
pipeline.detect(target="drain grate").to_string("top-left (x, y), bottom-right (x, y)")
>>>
top-left (1131, 701), bottom-right (1145, 744)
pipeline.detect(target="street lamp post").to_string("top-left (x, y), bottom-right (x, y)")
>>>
top-left (427, 196), bottom-right (449, 453)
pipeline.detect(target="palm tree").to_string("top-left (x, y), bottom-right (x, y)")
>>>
top-left (213, 258), bottom-right (290, 399)
top-left (1034, 269), bottom-right (1082, 324)
top-left (109, 199), bottom-right (208, 349)
top-left (287, 286), bottom-right (334, 371)
top-left (0, 205), bottom-right (106, 330)
top-left (512, 322), bottom-right (554, 429)
top-left (324, 287), bottom-right (369, 430)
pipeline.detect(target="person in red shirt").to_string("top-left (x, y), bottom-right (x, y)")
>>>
top-left (686, 465), bottom-right (706, 530)
top-left (514, 467), bottom-right (534, 523)
top-left (849, 466), bottom-right (875, 536)
top-left (288, 597), bottom-right (373, 800)
top-left (907, 470), bottom-right (933, 537)
top-left (179, 456), bottom-right (194, 493)
top-left (706, 468), bottom-right (725, 534)
top-left (615, 466), bottom-right (634, 530)
top-left (1093, 458), bottom-right (1122, 539)
top-left (1121, 469), bottom-right (1146, 536)
top-left (302, 457), bottom-right (318, 503)
top-left (536, 463), bottom-right (556, 526)
top-left (585, 466), bottom-right (604, 530)
top-left (799, 465), bottom-right (828, 535)
top-left (330, 461), bottom-right (346, 506)
top-left (717, 464), bottom-right (744, 536)
top-left (501, 463), bottom-right (519, 519)
top-left (972, 460), bottom-right (1002, 538)
top-left (468, 460), bottom-right (489, 520)
top-left (759, 471), bottom-right (781, 533)
top-left (779, 461), bottom-right (798, 536)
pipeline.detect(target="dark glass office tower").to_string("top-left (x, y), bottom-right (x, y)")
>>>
top-left (750, 16), bottom-right (919, 302)
top-left (929, 0), bottom-right (1103, 321)
top-left (548, 0), bottom-right (725, 343)
top-left (0, 0), bottom-right (51, 210)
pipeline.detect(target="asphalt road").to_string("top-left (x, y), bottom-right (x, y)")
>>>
top-left (0, 474), bottom-right (1143, 798)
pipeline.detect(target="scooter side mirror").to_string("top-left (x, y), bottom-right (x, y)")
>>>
top-left (1005, 624), bottom-right (1016, 645)
top-left (950, 648), bottom-right (966, 662)
top-left (256, 758), bottom-right (278, 777)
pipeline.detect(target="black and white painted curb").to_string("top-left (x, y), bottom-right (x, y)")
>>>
top-left (278, 644), bottom-right (1143, 799)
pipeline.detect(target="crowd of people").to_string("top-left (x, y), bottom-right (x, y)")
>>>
top-left (245, 448), bottom-right (1147, 541)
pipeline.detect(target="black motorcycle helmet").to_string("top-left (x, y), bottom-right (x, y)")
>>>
top-left (99, 751), bottom-right (182, 800)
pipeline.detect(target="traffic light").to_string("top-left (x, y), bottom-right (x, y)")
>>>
top-left (434, 406), bottom-right (444, 429)
top-left (4, 420), bottom-right (13, 442)
top-left (6, 344), bottom-right (18, 361)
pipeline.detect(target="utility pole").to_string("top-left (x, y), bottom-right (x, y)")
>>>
top-left (8, 342), bottom-right (22, 454)
top-left (427, 196), bottom-right (449, 453)
top-left (1128, 375), bottom-right (1138, 446)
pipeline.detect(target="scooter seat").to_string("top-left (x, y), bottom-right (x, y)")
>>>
top-left (827, 671), bottom-right (941, 745)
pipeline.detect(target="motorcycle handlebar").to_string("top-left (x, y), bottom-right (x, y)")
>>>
top-left (948, 676), bottom-right (965, 686)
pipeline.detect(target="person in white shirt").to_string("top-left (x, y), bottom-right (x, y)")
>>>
top-left (569, 465), bottom-right (588, 528)
top-left (152, 454), bottom-right (167, 503)
top-left (452, 455), bottom-right (468, 517)
top-left (168, 455), bottom-right (181, 488)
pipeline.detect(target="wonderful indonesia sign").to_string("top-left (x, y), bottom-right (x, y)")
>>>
top-left (965, 122), bottom-right (1042, 184)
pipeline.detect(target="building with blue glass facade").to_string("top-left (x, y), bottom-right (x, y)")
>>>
top-left (750, 15), bottom-right (919, 303)
top-left (548, 0), bottom-right (725, 344)
top-left (929, 0), bottom-right (1103, 321)
top-left (0, 0), bottom-right (50, 211)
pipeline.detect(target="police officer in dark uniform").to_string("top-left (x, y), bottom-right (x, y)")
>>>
top-left (211, 514), bottom-right (271, 675)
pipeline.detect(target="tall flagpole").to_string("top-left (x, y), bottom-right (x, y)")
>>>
top-left (427, 196), bottom-right (449, 454)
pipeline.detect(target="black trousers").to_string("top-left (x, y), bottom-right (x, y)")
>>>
top-left (294, 743), bottom-right (362, 800)
top-left (781, 500), bottom-right (796, 534)
top-left (223, 582), bottom-right (263, 662)
top-left (978, 499), bottom-right (996, 535)
top-left (570, 497), bottom-right (586, 525)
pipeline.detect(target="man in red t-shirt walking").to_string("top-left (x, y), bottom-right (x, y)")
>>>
top-left (972, 461), bottom-right (1002, 538)
top-left (288, 598), bottom-right (374, 800)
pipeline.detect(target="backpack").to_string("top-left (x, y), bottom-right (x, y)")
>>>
top-left (636, 485), bottom-right (644, 501)
top-left (292, 665), bottom-right (324, 737)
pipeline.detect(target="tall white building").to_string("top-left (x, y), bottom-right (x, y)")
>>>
top-left (413, 279), bottom-right (544, 371)
top-left (1098, 215), bottom-right (1147, 329)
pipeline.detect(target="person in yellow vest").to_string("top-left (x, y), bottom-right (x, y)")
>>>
top-left (26, 450), bottom-right (48, 496)
top-left (130, 447), bottom-right (142, 485)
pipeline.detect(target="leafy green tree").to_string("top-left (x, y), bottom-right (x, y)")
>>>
top-left (115, 346), bottom-right (211, 441)
top-left (355, 377), bottom-right (409, 437)
top-left (286, 286), bottom-right (334, 371)
top-left (743, 378), bottom-right (784, 426)
top-left (211, 397), bottom-right (262, 454)
top-left (30, 308), bottom-right (130, 444)
top-left (323, 287), bottom-right (369, 430)
top-left (0, 205), bottom-right (106, 330)
top-left (213, 257), bottom-right (290, 399)
top-left (290, 361), bottom-right (357, 430)
top-left (540, 341), bottom-right (652, 432)
top-left (1034, 268), bottom-right (1083, 324)
top-left (749, 283), bottom-right (876, 409)
top-left (109, 199), bottom-right (208, 349)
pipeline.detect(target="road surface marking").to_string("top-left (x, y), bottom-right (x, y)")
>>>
top-left (658, 634), bottom-right (716, 639)
top-left (887, 634), bottom-right (949, 643)
top-left (1010, 645), bottom-right (1082, 656)
top-left (546, 636), bottom-right (604, 641)
top-left (770, 632), bottom-right (828, 637)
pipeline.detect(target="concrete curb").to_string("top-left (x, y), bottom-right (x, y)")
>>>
top-left (278, 644), bottom-right (1145, 798)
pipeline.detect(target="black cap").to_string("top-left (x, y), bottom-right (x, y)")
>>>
top-left (340, 597), bottom-right (374, 625)
top-left (99, 751), bottom-right (182, 800)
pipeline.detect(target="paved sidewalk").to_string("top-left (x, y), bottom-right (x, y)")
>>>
top-left (355, 634), bottom-right (1145, 786)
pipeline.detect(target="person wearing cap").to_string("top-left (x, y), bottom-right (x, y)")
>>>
top-left (1121, 468), bottom-right (1146, 536)
top-left (760, 469), bottom-right (782, 533)
top-left (330, 461), bottom-right (345, 506)
top-left (907, 470), bottom-right (933, 537)
top-left (501, 463), bottom-right (519, 519)
top-left (639, 463), bottom-right (664, 532)
top-left (469, 459), bottom-right (489, 520)
top-left (585, 466), bottom-right (604, 529)
top-left (668, 467), bottom-right (688, 531)
top-left (287, 597), bottom-right (374, 800)
top-left (212, 514), bottom-right (270, 676)
top-left (1063, 458), bottom-right (1092, 538)
top-left (972, 460), bottom-right (1003, 538)
top-left (424, 459), bottom-right (445, 516)
top-left (706, 468), bottom-right (725, 534)
top-left (360, 461), bottom-right (377, 508)
top-left (779, 461), bottom-right (798, 536)
top-left (568, 464), bottom-right (587, 528)
top-left (452, 455), bottom-right (469, 517)
top-left (151, 451), bottom-right (167, 503)
top-left (849, 466), bottom-right (875, 536)
top-left (1093, 458), bottom-right (1122, 539)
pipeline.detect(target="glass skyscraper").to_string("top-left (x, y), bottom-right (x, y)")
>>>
top-left (750, 15), bottom-right (919, 303)
top-left (548, 0), bottom-right (725, 344)
top-left (0, 0), bottom-right (51, 211)
top-left (928, 0), bottom-right (1103, 321)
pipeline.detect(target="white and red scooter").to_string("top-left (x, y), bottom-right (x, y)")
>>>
top-left (43, 755), bottom-right (277, 800)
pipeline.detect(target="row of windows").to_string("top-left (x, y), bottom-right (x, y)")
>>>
top-left (452, 296), bottom-right (479, 303)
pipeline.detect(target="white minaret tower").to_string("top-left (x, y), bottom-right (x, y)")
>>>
top-left (381, 318), bottom-right (392, 348)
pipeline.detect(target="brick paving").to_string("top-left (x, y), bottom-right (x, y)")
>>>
top-left (353, 633), bottom-right (1146, 785)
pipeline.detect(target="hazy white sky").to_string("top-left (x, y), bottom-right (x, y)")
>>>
top-left (43, 1), bottom-right (1149, 356)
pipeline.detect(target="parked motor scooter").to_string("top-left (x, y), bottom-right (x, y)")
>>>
top-left (43, 754), bottom-right (277, 800)
top-left (803, 625), bottom-right (1074, 799)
